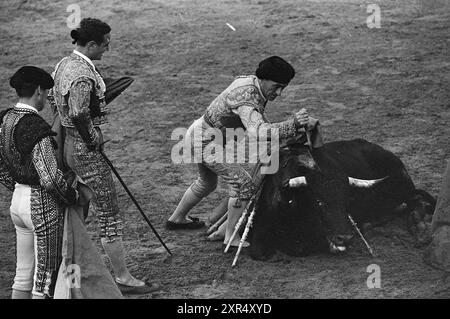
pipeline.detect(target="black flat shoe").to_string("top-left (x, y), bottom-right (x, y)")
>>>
top-left (165, 217), bottom-right (205, 230)
top-left (116, 281), bottom-right (161, 295)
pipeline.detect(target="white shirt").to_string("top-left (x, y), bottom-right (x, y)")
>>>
top-left (254, 76), bottom-right (268, 101)
top-left (72, 49), bottom-right (105, 90)
top-left (73, 49), bottom-right (96, 70)
top-left (15, 102), bottom-right (38, 114)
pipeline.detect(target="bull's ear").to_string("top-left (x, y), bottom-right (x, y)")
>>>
top-left (348, 176), bottom-right (389, 188)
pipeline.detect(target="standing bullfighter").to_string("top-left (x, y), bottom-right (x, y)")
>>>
top-left (0, 66), bottom-right (78, 298)
top-left (167, 56), bottom-right (323, 248)
top-left (48, 18), bottom-right (158, 294)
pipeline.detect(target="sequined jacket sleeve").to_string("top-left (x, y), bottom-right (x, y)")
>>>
top-left (0, 157), bottom-right (15, 191)
top-left (224, 85), bottom-right (302, 140)
top-left (32, 137), bottom-right (77, 205)
top-left (68, 77), bottom-right (99, 146)
top-left (0, 109), bottom-right (15, 191)
top-left (232, 105), bottom-right (303, 140)
top-left (47, 88), bottom-right (58, 115)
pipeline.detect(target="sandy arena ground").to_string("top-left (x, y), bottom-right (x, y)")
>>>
top-left (0, 0), bottom-right (450, 298)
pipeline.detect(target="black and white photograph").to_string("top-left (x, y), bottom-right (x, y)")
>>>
top-left (0, 0), bottom-right (449, 302)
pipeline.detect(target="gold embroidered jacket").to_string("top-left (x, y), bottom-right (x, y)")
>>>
top-left (48, 53), bottom-right (108, 145)
top-left (203, 75), bottom-right (302, 139)
top-left (0, 107), bottom-right (76, 205)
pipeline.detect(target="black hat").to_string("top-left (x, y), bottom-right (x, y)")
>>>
top-left (255, 56), bottom-right (295, 85)
top-left (10, 66), bottom-right (54, 90)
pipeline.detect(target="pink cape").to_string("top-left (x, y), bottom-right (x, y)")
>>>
top-left (54, 179), bottom-right (123, 299)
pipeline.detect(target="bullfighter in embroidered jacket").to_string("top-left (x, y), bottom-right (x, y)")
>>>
top-left (48, 18), bottom-right (158, 294)
top-left (167, 56), bottom-right (323, 248)
top-left (0, 66), bottom-right (78, 298)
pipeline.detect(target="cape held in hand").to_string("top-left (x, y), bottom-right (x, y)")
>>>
top-left (103, 77), bottom-right (134, 105)
top-left (50, 76), bottom-right (134, 169)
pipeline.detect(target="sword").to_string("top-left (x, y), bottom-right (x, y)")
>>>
top-left (305, 124), bottom-right (312, 151)
top-left (293, 111), bottom-right (312, 151)
top-left (99, 140), bottom-right (172, 255)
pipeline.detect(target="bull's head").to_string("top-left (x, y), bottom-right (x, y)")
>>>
top-left (279, 145), bottom-right (387, 254)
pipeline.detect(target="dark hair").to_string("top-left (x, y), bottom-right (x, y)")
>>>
top-left (70, 18), bottom-right (111, 46)
top-left (15, 83), bottom-right (38, 98)
top-left (255, 56), bottom-right (295, 85)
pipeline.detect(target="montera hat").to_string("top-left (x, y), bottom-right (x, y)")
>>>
top-left (10, 66), bottom-right (54, 90)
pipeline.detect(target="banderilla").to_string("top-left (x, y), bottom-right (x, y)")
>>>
top-left (348, 214), bottom-right (375, 258)
top-left (99, 141), bottom-right (172, 255)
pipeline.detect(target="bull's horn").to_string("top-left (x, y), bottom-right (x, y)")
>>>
top-left (288, 176), bottom-right (307, 187)
top-left (348, 176), bottom-right (388, 188)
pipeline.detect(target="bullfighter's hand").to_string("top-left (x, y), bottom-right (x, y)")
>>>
top-left (294, 108), bottom-right (309, 127)
top-left (87, 128), bottom-right (104, 152)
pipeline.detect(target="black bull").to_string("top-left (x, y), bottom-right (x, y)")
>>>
top-left (249, 138), bottom-right (436, 260)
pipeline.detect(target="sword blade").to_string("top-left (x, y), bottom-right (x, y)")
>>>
top-left (100, 150), bottom-right (172, 255)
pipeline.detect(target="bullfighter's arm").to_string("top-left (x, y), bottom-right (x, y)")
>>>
top-left (32, 137), bottom-right (77, 205)
top-left (47, 87), bottom-right (58, 115)
top-left (232, 104), bottom-right (305, 140)
top-left (68, 77), bottom-right (100, 148)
